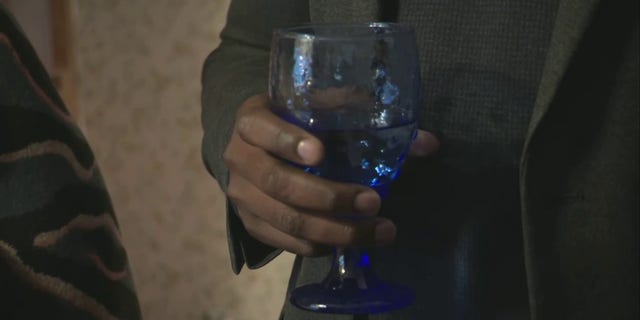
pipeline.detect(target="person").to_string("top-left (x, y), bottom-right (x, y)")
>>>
top-left (201, 0), bottom-right (638, 319)
top-left (0, 5), bottom-right (141, 319)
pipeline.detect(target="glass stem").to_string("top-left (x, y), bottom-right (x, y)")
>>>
top-left (324, 247), bottom-right (374, 290)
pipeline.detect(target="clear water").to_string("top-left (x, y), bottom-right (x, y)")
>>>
top-left (305, 121), bottom-right (416, 189)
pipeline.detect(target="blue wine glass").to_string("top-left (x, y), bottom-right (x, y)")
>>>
top-left (269, 23), bottom-right (422, 314)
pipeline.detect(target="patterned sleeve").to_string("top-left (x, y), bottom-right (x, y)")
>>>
top-left (0, 7), bottom-right (141, 319)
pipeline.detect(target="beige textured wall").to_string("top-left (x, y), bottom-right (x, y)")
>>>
top-left (72, 1), bottom-right (294, 319)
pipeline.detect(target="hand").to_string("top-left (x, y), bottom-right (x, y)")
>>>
top-left (223, 94), bottom-right (440, 256)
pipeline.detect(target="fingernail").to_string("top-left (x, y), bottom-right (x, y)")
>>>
top-left (375, 220), bottom-right (396, 245)
top-left (297, 140), bottom-right (315, 162)
top-left (354, 190), bottom-right (380, 215)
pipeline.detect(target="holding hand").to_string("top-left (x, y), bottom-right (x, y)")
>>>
top-left (223, 94), bottom-right (439, 256)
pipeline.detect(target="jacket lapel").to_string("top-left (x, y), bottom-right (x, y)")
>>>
top-left (308, 0), bottom-right (379, 23)
top-left (523, 0), bottom-right (601, 144)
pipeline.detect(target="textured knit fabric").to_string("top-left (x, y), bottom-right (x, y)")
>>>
top-left (201, 0), bottom-right (639, 319)
top-left (521, 1), bottom-right (639, 318)
top-left (0, 6), bottom-right (142, 319)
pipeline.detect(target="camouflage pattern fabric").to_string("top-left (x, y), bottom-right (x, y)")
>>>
top-left (0, 6), bottom-right (141, 320)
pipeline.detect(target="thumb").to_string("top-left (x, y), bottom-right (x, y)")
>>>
top-left (409, 130), bottom-right (440, 157)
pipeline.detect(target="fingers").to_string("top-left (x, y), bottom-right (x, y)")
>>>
top-left (224, 93), bottom-right (395, 256)
top-left (235, 94), bottom-right (324, 166)
top-left (238, 96), bottom-right (439, 163)
top-left (229, 172), bottom-right (396, 254)
top-left (409, 130), bottom-right (440, 157)
top-left (224, 131), bottom-right (380, 215)
top-left (235, 206), bottom-right (330, 257)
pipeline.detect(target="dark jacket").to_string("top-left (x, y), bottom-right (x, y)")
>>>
top-left (201, 0), bottom-right (638, 319)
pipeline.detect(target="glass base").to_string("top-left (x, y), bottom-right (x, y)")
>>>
top-left (290, 279), bottom-right (414, 314)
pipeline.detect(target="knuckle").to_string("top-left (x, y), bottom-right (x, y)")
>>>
top-left (318, 185), bottom-right (354, 212)
top-left (260, 167), bottom-right (279, 191)
top-left (236, 114), bottom-right (255, 139)
top-left (297, 244), bottom-right (318, 257)
top-left (260, 165), bottom-right (289, 195)
top-left (337, 223), bottom-right (373, 246)
top-left (341, 224), bottom-right (358, 244)
top-left (321, 189), bottom-right (339, 211)
top-left (226, 186), bottom-right (242, 204)
top-left (278, 212), bottom-right (304, 237)
top-left (225, 174), bottom-right (244, 203)
top-left (222, 145), bottom-right (238, 168)
top-left (222, 149), bottom-right (232, 165)
top-left (275, 129), bottom-right (295, 152)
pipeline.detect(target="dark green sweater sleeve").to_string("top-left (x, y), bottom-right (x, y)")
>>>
top-left (200, 0), bottom-right (310, 273)
top-left (1, 6), bottom-right (141, 318)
